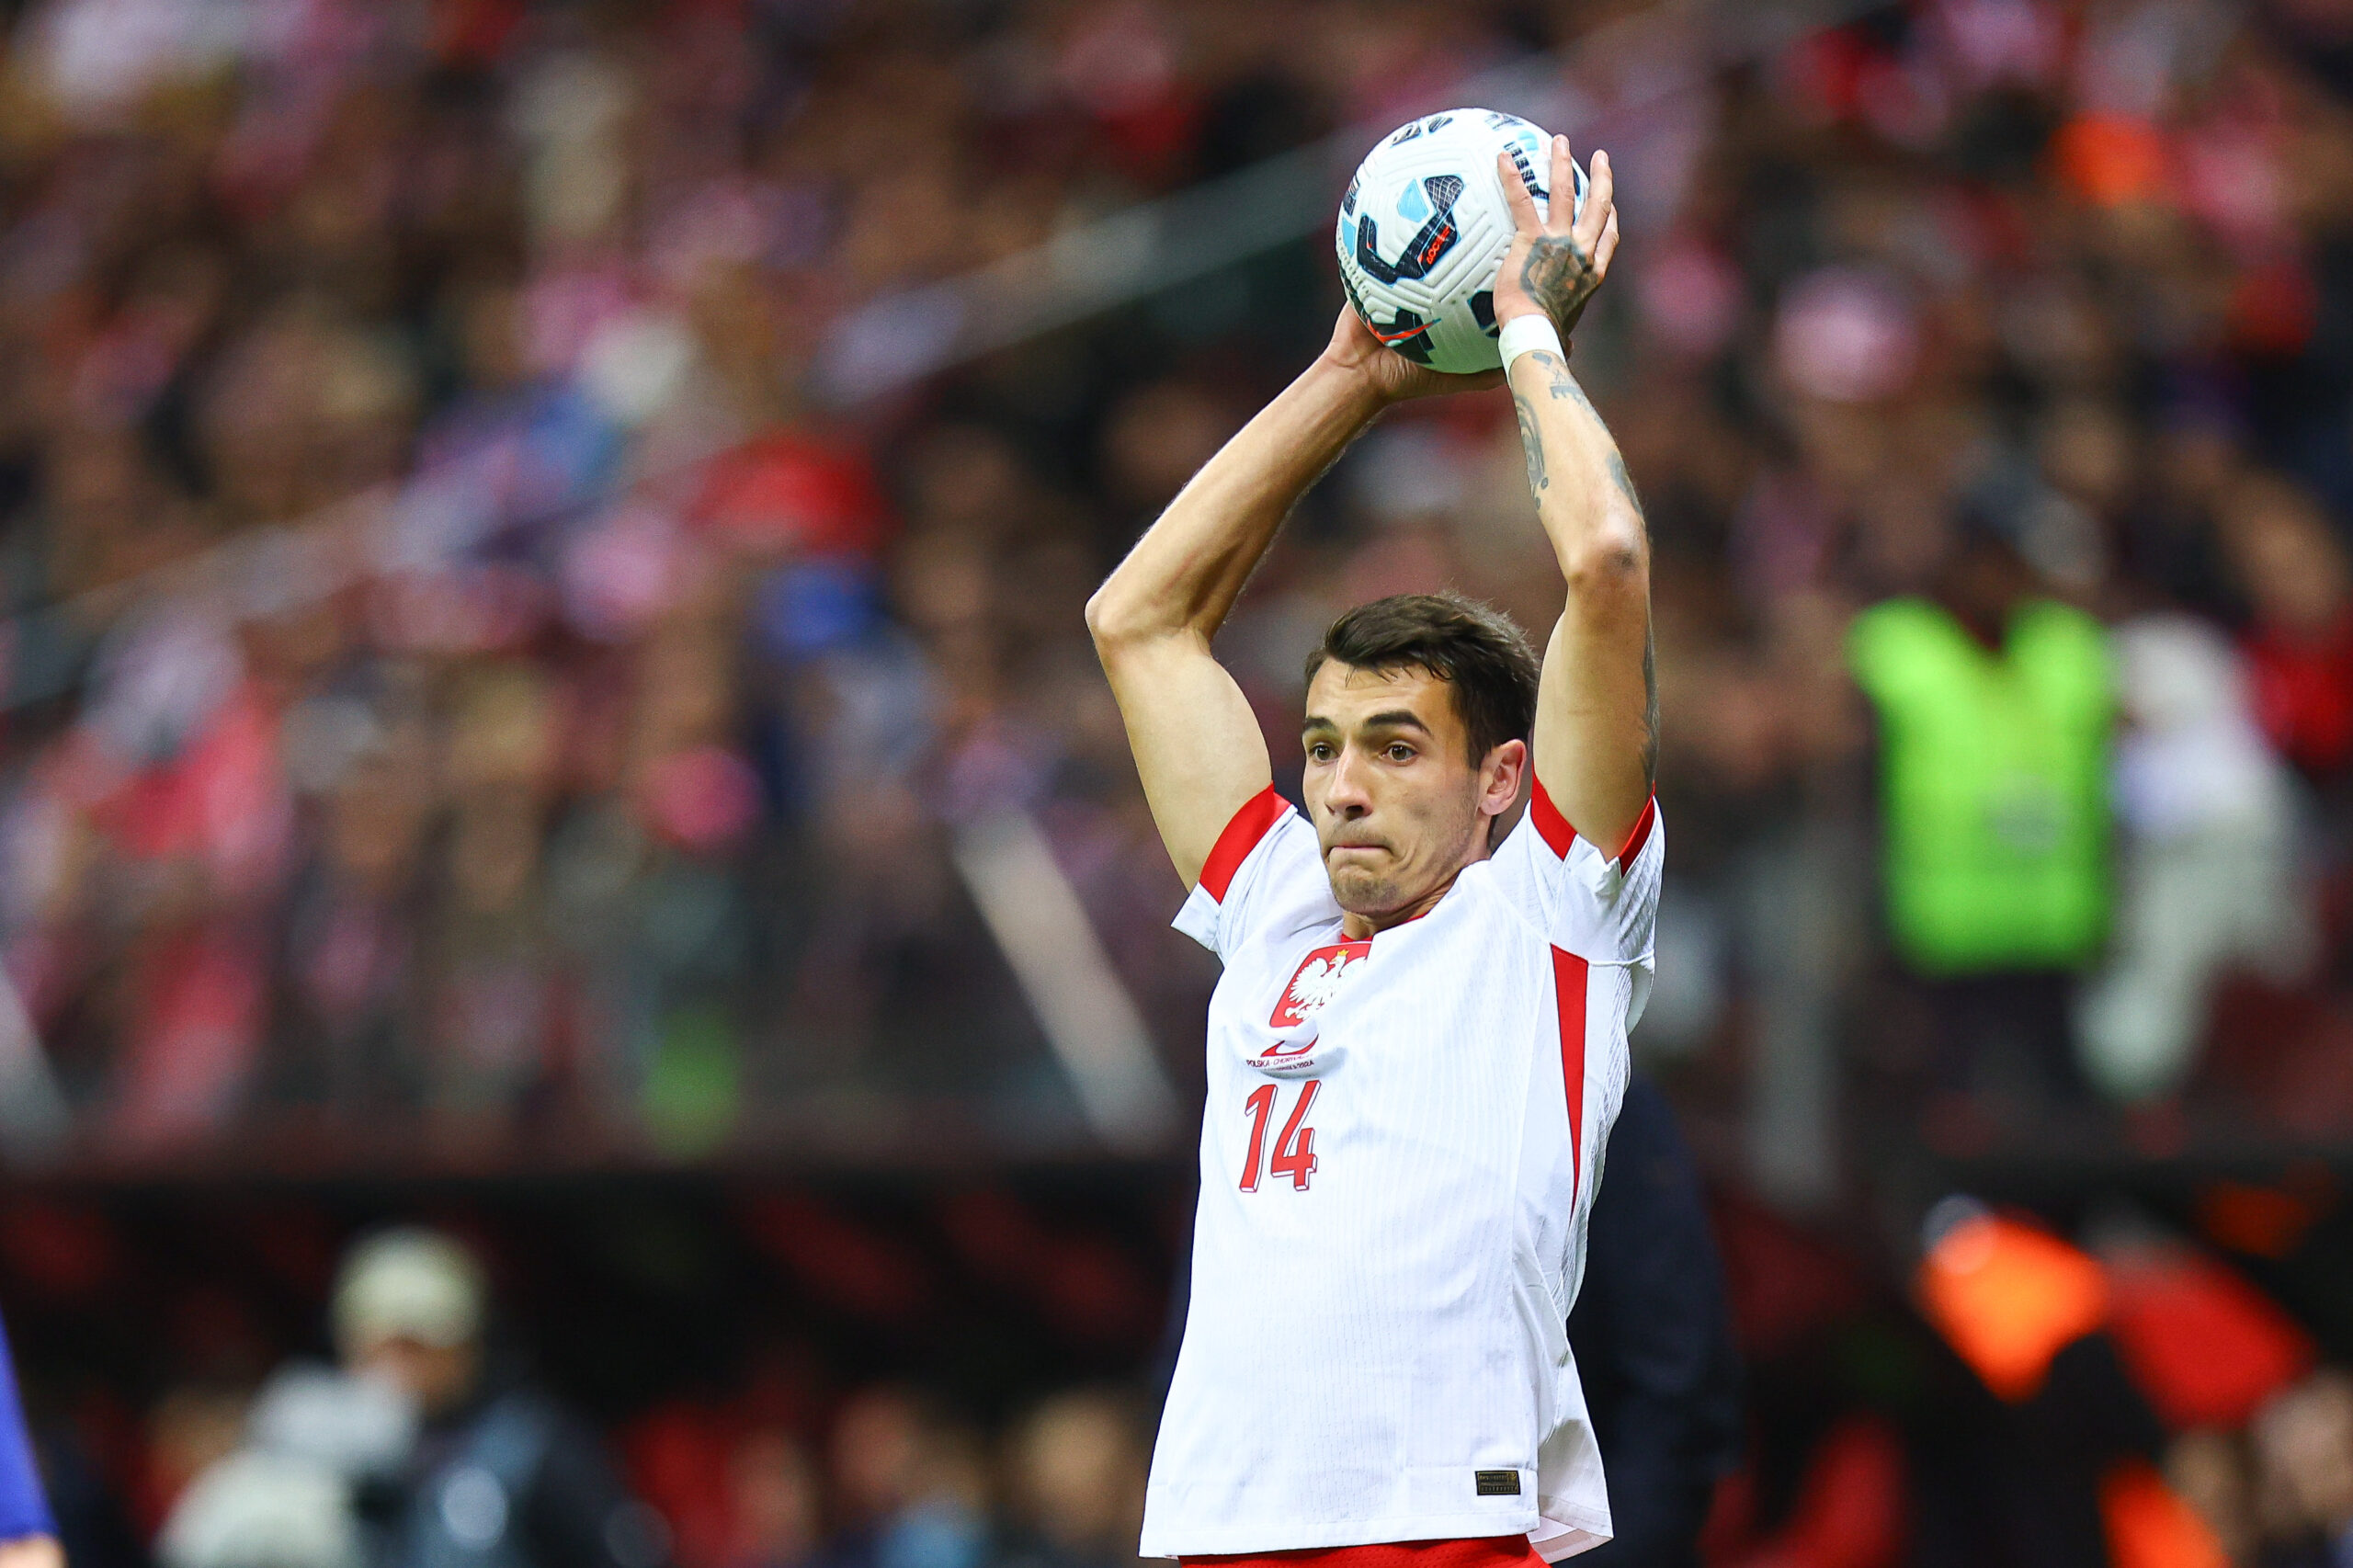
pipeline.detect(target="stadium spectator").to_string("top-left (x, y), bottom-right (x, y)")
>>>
top-left (814, 1389), bottom-right (989, 1568)
top-left (995, 1390), bottom-right (1148, 1568)
top-left (2224, 472), bottom-right (2353, 784)
top-left (1847, 503), bottom-right (2116, 1132)
top-left (722, 1429), bottom-right (822, 1568)
top-left (330, 1228), bottom-right (665, 1568)
top-left (2076, 614), bottom-right (2308, 1107)
top-left (158, 1364), bottom-right (410, 1568)
top-left (2248, 1369), bottom-right (2353, 1568)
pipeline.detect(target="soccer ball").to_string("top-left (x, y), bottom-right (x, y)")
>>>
top-left (1336, 109), bottom-right (1587, 375)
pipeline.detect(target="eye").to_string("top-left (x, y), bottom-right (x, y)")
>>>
top-left (1306, 742), bottom-right (1336, 762)
top-left (1386, 743), bottom-right (1415, 762)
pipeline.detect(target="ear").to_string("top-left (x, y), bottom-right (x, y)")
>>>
top-left (1478, 737), bottom-right (1528, 820)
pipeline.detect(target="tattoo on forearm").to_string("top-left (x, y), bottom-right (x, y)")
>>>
top-left (1514, 392), bottom-right (1548, 493)
top-left (1640, 629), bottom-right (1659, 787)
top-left (1520, 235), bottom-right (1603, 331)
top-left (1537, 354), bottom-right (1582, 404)
top-left (1607, 451), bottom-right (1643, 517)
top-left (1518, 347), bottom-right (1655, 788)
top-left (1524, 354), bottom-right (1647, 519)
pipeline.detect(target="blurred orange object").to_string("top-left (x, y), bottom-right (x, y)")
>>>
top-left (2098, 1460), bottom-right (2228, 1568)
top-left (1915, 1211), bottom-right (2108, 1402)
top-left (2052, 114), bottom-right (2170, 207)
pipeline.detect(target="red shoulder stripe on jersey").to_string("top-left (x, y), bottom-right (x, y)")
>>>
top-left (1552, 947), bottom-right (1589, 1208)
top-left (1529, 778), bottom-right (1575, 858)
top-left (1198, 786), bottom-right (1290, 903)
top-left (1615, 793), bottom-right (1658, 866)
top-left (1181, 1535), bottom-right (1544, 1568)
top-left (1529, 778), bottom-right (1658, 869)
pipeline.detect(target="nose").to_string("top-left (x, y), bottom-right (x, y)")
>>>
top-left (1324, 746), bottom-right (1373, 817)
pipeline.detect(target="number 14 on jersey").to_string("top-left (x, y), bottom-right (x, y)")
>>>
top-left (1240, 1080), bottom-right (1320, 1191)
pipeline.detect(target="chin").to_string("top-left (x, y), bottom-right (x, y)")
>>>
top-left (1326, 867), bottom-right (1403, 916)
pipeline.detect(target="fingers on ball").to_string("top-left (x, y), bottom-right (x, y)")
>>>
top-left (1586, 150), bottom-right (1616, 231)
top-left (1498, 150), bottom-right (1539, 229)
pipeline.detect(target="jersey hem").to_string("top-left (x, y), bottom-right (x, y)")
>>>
top-left (1528, 1523), bottom-right (1611, 1564)
top-left (1528, 1503), bottom-right (1614, 1563)
top-left (1145, 1506), bottom-right (1614, 1562)
top-left (1145, 1509), bottom-right (1577, 1560)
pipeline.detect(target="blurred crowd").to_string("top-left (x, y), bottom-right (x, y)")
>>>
top-left (116, 1370), bottom-right (1158, 1568)
top-left (31, 1220), bottom-right (1166, 1568)
top-left (0, 0), bottom-right (2341, 1207)
top-left (20, 1185), bottom-right (2353, 1568)
top-left (0, 0), bottom-right (1278, 1163)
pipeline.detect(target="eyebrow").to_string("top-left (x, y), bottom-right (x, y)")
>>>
top-left (1301, 710), bottom-right (1434, 737)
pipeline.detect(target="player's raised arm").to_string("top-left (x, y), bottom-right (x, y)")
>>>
top-left (1490, 138), bottom-right (1654, 857)
top-left (1086, 312), bottom-right (1498, 888)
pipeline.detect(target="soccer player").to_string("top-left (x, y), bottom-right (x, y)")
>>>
top-left (1086, 137), bottom-right (1655, 1565)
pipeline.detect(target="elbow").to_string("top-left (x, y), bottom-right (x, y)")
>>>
top-left (1086, 583), bottom-right (1156, 649)
top-left (1559, 511), bottom-right (1649, 592)
top-left (1084, 585), bottom-right (1128, 645)
top-left (1087, 567), bottom-right (1208, 648)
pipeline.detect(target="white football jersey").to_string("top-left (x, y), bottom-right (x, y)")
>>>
top-left (1141, 781), bottom-right (1662, 1562)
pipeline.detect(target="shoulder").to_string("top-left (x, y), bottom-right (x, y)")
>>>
top-left (2015, 600), bottom-right (2114, 710)
top-left (2015, 598), bottom-right (2113, 659)
top-left (1521, 778), bottom-right (1658, 878)
top-left (1195, 786), bottom-right (1308, 904)
top-left (1174, 790), bottom-right (1335, 958)
top-left (1847, 595), bottom-right (1938, 638)
top-left (1846, 596), bottom-right (1946, 672)
top-left (1481, 783), bottom-right (1662, 947)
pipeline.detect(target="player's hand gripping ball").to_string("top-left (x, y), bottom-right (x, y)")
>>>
top-left (1336, 109), bottom-right (1588, 375)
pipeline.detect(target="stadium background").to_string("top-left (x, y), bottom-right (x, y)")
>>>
top-left (0, 0), bottom-right (2348, 1560)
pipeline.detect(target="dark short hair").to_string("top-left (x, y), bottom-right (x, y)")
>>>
top-left (1304, 592), bottom-right (1540, 766)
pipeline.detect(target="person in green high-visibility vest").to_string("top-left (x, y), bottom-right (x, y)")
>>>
top-left (1848, 509), bottom-right (2114, 1121)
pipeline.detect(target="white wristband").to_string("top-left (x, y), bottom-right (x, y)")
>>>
top-left (1497, 313), bottom-right (1563, 370)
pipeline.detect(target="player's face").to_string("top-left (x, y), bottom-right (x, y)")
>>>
top-left (1302, 661), bottom-right (1496, 919)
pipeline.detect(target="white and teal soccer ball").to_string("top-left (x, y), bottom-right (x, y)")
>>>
top-left (1336, 108), bottom-right (1587, 375)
